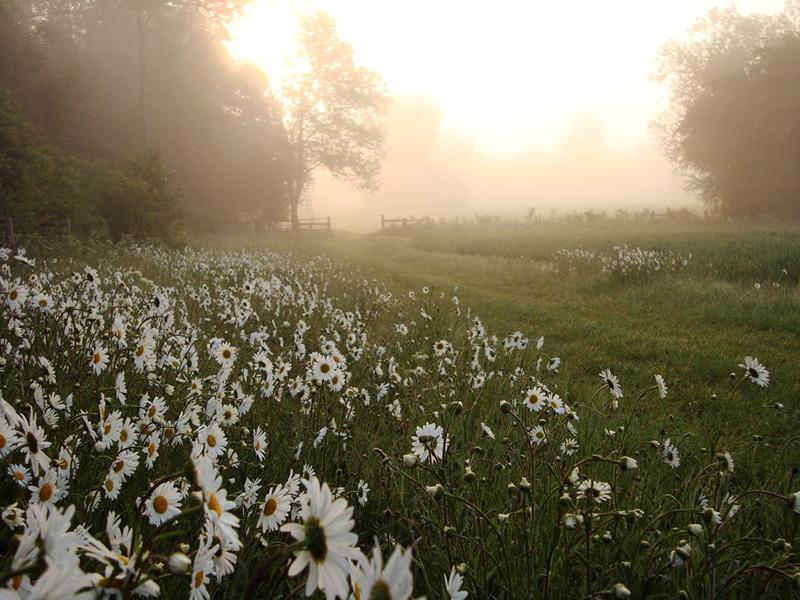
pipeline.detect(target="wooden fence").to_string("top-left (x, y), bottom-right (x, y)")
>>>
top-left (270, 217), bottom-right (331, 232)
top-left (380, 215), bottom-right (433, 230)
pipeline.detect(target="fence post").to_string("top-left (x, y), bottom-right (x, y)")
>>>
top-left (326, 216), bottom-right (331, 231)
top-left (65, 217), bottom-right (72, 238)
top-left (381, 214), bottom-right (385, 230)
top-left (5, 216), bottom-right (17, 255)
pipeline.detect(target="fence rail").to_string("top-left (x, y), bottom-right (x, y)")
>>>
top-left (380, 215), bottom-right (433, 230)
top-left (270, 217), bottom-right (331, 232)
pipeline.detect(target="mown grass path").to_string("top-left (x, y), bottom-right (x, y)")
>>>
top-left (295, 231), bottom-right (800, 446)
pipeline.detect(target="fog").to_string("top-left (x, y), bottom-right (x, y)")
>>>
top-left (311, 96), bottom-right (692, 232)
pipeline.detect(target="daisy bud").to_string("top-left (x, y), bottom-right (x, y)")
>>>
top-left (443, 526), bottom-right (456, 537)
top-left (772, 538), bottom-right (791, 552)
top-left (507, 483), bottom-right (517, 496)
top-left (178, 543), bottom-right (190, 553)
top-left (456, 563), bottom-right (468, 575)
top-left (674, 542), bottom-right (692, 561)
top-left (497, 513), bottom-right (510, 523)
top-left (619, 457), bottom-right (638, 471)
top-left (402, 453), bottom-right (418, 468)
top-left (499, 401), bottom-right (511, 413)
top-left (167, 552), bottom-right (191, 574)
top-left (562, 513), bottom-right (582, 529)
top-left (611, 583), bottom-right (631, 599)
top-left (93, 441), bottom-right (104, 452)
top-left (519, 477), bottom-right (531, 493)
top-left (790, 491), bottom-right (800, 514)
top-left (425, 484), bottom-right (442, 498)
top-left (1, 504), bottom-right (24, 528)
top-left (463, 466), bottom-right (476, 483)
top-left (448, 401), bottom-right (463, 414)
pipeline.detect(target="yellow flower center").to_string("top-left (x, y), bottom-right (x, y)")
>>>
top-left (105, 479), bottom-right (115, 492)
top-left (113, 459), bottom-right (125, 473)
top-left (320, 363), bottom-right (330, 374)
top-left (93, 352), bottom-right (102, 364)
top-left (39, 483), bottom-right (53, 501)
top-left (9, 290), bottom-right (18, 301)
top-left (207, 434), bottom-right (217, 448)
top-left (263, 498), bottom-right (277, 516)
top-left (153, 495), bottom-right (169, 514)
top-left (194, 570), bottom-right (204, 589)
top-left (0, 434), bottom-right (5, 448)
top-left (208, 492), bottom-right (222, 517)
top-left (13, 470), bottom-right (24, 481)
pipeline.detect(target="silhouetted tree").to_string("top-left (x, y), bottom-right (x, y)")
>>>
top-left (279, 12), bottom-right (388, 230)
top-left (653, 3), bottom-right (800, 218)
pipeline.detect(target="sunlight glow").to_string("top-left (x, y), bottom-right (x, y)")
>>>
top-left (226, 0), bottom-right (785, 157)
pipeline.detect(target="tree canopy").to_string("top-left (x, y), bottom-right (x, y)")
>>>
top-left (280, 13), bottom-right (389, 230)
top-left (653, 2), bottom-right (800, 218)
top-left (0, 0), bottom-right (288, 236)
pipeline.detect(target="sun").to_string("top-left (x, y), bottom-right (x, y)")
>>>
top-left (224, 1), bottom-right (306, 96)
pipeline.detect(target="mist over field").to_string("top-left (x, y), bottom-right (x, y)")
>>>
top-left (312, 97), bottom-right (692, 231)
top-left (2, 1), bottom-right (800, 599)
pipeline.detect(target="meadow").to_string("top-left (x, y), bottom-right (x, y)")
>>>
top-left (1, 222), bottom-right (799, 599)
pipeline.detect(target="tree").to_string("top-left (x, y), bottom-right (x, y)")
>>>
top-left (279, 12), bottom-right (388, 230)
top-left (1, 0), bottom-right (289, 231)
top-left (653, 3), bottom-right (800, 218)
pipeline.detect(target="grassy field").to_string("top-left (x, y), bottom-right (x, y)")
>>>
top-left (289, 222), bottom-right (800, 444)
top-left (2, 224), bottom-right (799, 600)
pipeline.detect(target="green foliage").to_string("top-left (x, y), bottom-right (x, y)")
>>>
top-left (282, 12), bottom-right (389, 227)
top-left (0, 0), bottom-right (288, 230)
top-left (654, 5), bottom-right (800, 218)
top-left (0, 91), bottom-right (179, 240)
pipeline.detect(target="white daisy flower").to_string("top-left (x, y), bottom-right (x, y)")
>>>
top-left (599, 368), bottom-right (623, 399)
top-left (90, 346), bottom-right (110, 375)
top-left (411, 422), bottom-right (447, 463)
top-left (144, 481), bottom-right (183, 525)
top-left (739, 356), bottom-right (769, 387)
top-left (523, 387), bottom-right (546, 412)
top-left (351, 542), bottom-right (414, 600)
top-left (445, 566), bottom-right (468, 599)
top-left (257, 484), bottom-right (292, 533)
top-left (281, 477), bottom-right (357, 599)
top-left (655, 374), bottom-right (668, 399)
top-left (576, 479), bottom-right (612, 504)
top-left (662, 438), bottom-right (680, 468)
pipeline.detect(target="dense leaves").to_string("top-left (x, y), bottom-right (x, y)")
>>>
top-left (654, 3), bottom-right (800, 218)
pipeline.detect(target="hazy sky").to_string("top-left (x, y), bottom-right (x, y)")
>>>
top-left (226, 1), bottom-right (787, 229)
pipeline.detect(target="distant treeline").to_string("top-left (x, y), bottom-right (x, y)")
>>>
top-left (379, 208), bottom-right (705, 232)
top-left (0, 1), bottom-right (287, 240)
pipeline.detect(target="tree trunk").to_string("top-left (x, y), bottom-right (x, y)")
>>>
top-left (136, 7), bottom-right (148, 149)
